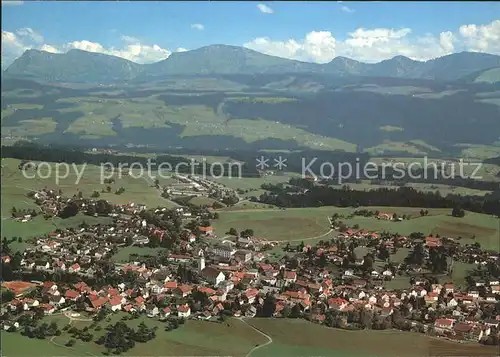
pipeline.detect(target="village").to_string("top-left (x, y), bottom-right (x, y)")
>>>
top-left (1, 187), bottom-right (500, 349)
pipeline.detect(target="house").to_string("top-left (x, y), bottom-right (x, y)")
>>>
top-left (167, 254), bottom-right (191, 263)
top-left (1, 256), bottom-right (11, 264)
top-left (382, 269), bottom-right (393, 279)
top-left (218, 280), bottom-right (234, 293)
top-left (354, 258), bottom-right (364, 266)
top-left (245, 305), bottom-right (257, 317)
top-left (41, 304), bottom-right (55, 315)
top-left (163, 307), bottom-right (171, 318)
top-left (284, 271), bottom-right (297, 285)
top-left (425, 236), bottom-right (442, 248)
top-left (177, 305), bottom-right (191, 317)
top-left (199, 226), bottom-right (214, 236)
top-left (21, 299), bottom-right (39, 310)
top-left (69, 263), bottom-right (81, 273)
top-left (65, 290), bottom-right (80, 301)
top-left (443, 283), bottom-right (454, 294)
top-left (164, 281), bottom-right (178, 292)
top-left (244, 288), bottom-right (259, 304)
top-left (467, 290), bottom-right (480, 298)
top-left (201, 267), bottom-right (225, 286)
top-left (213, 303), bottom-right (224, 315)
top-left (211, 243), bottom-right (234, 259)
top-left (49, 295), bottom-right (65, 307)
top-left (485, 294), bottom-right (497, 302)
top-left (36, 262), bottom-right (50, 271)
top-left (146, 305), bottom-right (159, 317)
top-left (234, 250), bottom-right (252, 263)
top-left (453, 323), bottom-right (473, 339)
top-left (343, 269), bottom-right (354, 277)
top-left (328, 297), bottom-right (348, 311)
top-left (175, 285), bottom-right (192, 298)
top-left (108, 297), bottom-right (122, 312)
top-left (90, 297), bottom-right (108, 310)
top-left (434, 318), bottom-right (454, 332)
top-left (123, 304), bottom-right (136, 313)
top-left (447, 298), bottom-right (459, 308)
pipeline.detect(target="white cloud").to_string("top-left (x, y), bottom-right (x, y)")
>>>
top-left (244, 19), bottom-right (500, 63)
top-left (191, 23), bottom-right (204, 31)
top-left (121, 35), bottom-right (140, 43)
top-left (40, 44), bottom-right (60, 53)
top-left (65, 38), bottom-right (172, 64)
top-left (16, 28), bottom-right (44, 44)
top-left (1, 29), bottom-right (43, 67)
top-left (1, 30), bottom-right (178, 67)
top-left (1, 1), bottom-right (24, 6)
top-left (458, 20), bottom-right (500, 53)
top-left (257, 4), bottom-right (274, 14)
top-left (340, 5), bottom-right (354, 13)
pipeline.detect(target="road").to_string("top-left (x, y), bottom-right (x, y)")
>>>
top-left (238, 318), bottom-right (273, 357)
top-left (141, 176), bottom-right (181, 207)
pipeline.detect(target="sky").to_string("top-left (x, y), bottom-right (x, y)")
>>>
top-left (1, 1), bottom-right (500, 68)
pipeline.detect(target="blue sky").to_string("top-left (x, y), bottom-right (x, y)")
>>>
top-left (2, 1), bottom-right (500, 67)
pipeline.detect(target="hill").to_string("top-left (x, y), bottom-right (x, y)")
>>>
top-left (4, 45), bottom-right (500, 83)
top-left (463, 66), bottom-right (500, 84)
top-left (2, 73), bottom-right (500, 155)
top-left (4, 49), bottom-right (143, 83)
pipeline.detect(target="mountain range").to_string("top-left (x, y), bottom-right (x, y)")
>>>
top-left (4, 44), bottom-right (500, 83)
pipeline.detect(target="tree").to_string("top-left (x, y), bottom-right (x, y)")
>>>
top-left (91, 191), bottom-right (100, 198)
top-left (362, 255), bottom-right (374, 272)
top-left (451, 207), bottom-right (465, 218)
top-left (282, 306), bottom-right (291, 318)
top-left (59, 202), bottom-right (79, 219)
top-left (227, 228), bottom-right (238, 236)
top-left (261, 294), bottom-right (277, 317)
top-left (378, 245), bottom-right (390, 261)
top-left (318, 253), bottom-right (327, 268)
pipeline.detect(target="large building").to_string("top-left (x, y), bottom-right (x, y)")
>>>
top-left (201, 266), bottom-right (225, 286)
top-left (210, 243), bottom-right (235, 260)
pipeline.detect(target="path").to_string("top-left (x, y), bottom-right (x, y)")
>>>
top-left (238, 318), bottom-right (273, 357)
top-left (281, 216), bottom-right (334, 243)
top-left (283, 227), bottom-right (334, 243)
top-left (47, 311), bottom-right (97, 357)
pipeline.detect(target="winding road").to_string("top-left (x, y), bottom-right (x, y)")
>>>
top-left (238, 318), bottom-right (273, 357)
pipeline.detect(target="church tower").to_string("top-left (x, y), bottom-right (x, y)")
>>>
top-left (198, 249), bottom-right (205, 273)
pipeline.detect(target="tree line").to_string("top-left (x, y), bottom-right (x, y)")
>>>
top-left (257, 182), bottom-right (500, 216)
top-left (2, 142), bottom-right (258, 178)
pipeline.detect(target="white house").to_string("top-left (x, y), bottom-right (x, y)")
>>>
top-left (177, 305), bottom-right (191, 317)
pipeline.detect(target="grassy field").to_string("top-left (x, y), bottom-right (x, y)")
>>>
top-left (1, 158), bottom-right (176, 210)
top-left (215, 206), bottom-right (499, 250)
top-left (340, 180), bottom-right (493, 197)
top-left (5, 314), bottom-right (497, 357)
top-left (247, 318), bottom-right (500, 357)
top-left (457, 144), bottom-right (500, 160)
top-left (213, 208), bottom-right (333, 241)
top-left (369, 157), bottom-right (500, 182)
top-left (5, 95), bottom-right (356, 151)
top-left (365, 141), bottom-right (427, 155)
top-left (2, 313), bottom-right (265, 357)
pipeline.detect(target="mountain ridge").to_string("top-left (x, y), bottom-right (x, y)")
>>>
top-left (4, 44), bottom-right (500, 83)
